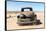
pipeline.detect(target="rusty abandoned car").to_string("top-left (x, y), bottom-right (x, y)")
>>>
top-left (17, 7), bottom-right (42, 25)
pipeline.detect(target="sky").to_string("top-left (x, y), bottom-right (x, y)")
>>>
top-left (7, 0), bottom-right (44, 11)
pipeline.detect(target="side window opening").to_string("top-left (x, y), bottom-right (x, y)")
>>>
top-left (21, 7), bottom-right (33, 12)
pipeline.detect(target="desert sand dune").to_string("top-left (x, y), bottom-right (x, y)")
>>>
top-left (7, 11), bottom-right (44, 30)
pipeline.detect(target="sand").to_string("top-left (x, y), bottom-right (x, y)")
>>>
top-left (7, 11), bottom-right (44, 30)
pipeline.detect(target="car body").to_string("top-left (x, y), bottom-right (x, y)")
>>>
top-left (17, 7), bottom-right (41, 25)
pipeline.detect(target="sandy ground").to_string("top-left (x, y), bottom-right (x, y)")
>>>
top-left (7, 11), bottom-right (44, 30)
